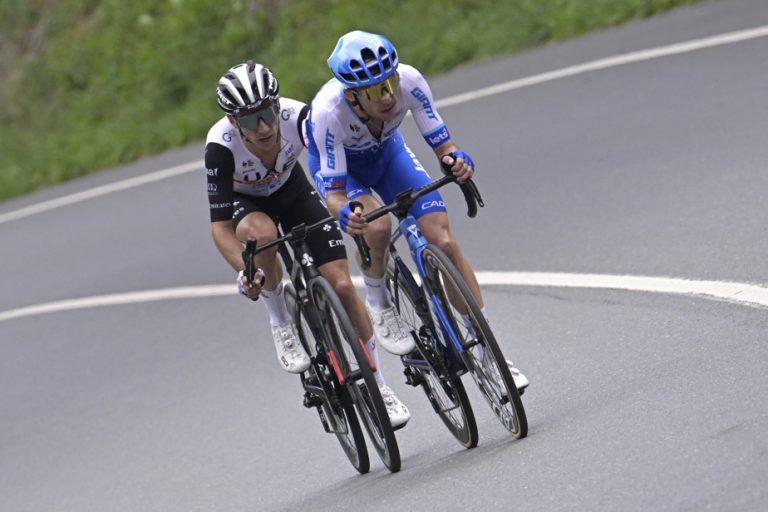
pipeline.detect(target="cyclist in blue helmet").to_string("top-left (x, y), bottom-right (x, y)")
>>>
top-left (307, 31), bottom-right (529, 392)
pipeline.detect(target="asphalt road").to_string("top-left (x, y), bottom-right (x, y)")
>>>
top-left (2, 0), bottom-right (768, 510)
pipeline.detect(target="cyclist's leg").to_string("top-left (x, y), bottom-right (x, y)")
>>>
top-left (319, 262), bottom-right (372, 339)
top-left (232, 194), bottom-right (308, 373)
top-left (416, 211), bottom-right (484, 309)
top-left (234, 209), bottom-right (283, 289)
top-left (287, 172), bottom-right (409, 425)
top-left (317, 257), bottom-right (409, 425)
top-left (345, 189), bottom-right (391, 282)
top-left (373, 136), bottom-right (485, 309)
top-left (308, 149), bottom-right (392, 287)
top-left (277, 168), bottom-right (374, 343)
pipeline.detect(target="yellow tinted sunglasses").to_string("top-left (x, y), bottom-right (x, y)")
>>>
top-left (358, 72), bottom-right (400, 102)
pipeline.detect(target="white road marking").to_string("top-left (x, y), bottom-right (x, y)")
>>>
top-left (434, 24), bottom-right (768, 108)
top-left (2, 272), bottom-right (767, 323)
top-left (0, 161), bottom-right (202, 224)
top-left (2, 25), bottom-right (767, 225)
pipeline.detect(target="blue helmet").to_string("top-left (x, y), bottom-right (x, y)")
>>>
top-left (327, 30), bottom-right (399, 88)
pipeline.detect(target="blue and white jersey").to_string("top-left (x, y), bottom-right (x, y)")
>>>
top-left (308, 64), bottom-right (450, 187)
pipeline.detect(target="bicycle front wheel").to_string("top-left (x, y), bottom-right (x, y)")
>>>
top-left (387, 261), bottom-right (478, 449)
top-left (287, 282), bottom-right (369, 474)
top-left (420, 246), bottom-right (528, 439)
top-left (309, 278), bottom-right (401, 472)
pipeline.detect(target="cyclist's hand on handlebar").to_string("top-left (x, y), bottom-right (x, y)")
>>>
top-left (237, 269), bottom-right (265, 300)
top-left (339, 201), bottom-right (367, 235)
top-left (442, 150), bottom-right (475, 183)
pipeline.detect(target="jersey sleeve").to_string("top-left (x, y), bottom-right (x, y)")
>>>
top-left (310, 107), bottom-right (349, 192)
top-left (402, 65), bottom-right (452, 149)
top-left (297, 104), bottom-right (310, 146)
top-left (204, 142), bottom-right (236, 222)
top-left (279, 97), bottom-right (310, 148)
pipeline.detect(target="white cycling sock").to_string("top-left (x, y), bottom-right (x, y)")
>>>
top-left (363, 275), bottom-right (391, 311)
top-left (260, 281), bottom-right (292, 327)
top-left (365, 335), bottom-right (386, 387)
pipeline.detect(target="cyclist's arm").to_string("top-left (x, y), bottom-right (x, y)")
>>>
top-left (311, 108), bottom-right (355, 217)
top-left (401, 65), bottom-right (474, 181)
top-left (434, 140), bottom-right (474, 182)
top-left (211, 221), bottom-right (246, 272)
top-left (433, 140), bottom-right (460, 160)
top-left (324, 189), bottom-right (348, 218)
top-left (205, 142), bottom-right (244, 271)
top-left (279, 97), bottom-right (310, 148)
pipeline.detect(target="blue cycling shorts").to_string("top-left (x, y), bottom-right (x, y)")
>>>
top-left (309, 131), bottom-right (447, 220)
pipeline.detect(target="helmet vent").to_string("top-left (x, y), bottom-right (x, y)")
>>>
top-left (327, 31), bottom-right (399, 87)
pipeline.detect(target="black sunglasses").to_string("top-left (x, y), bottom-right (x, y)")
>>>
top-left (235, 101), bottom-right (280, 129)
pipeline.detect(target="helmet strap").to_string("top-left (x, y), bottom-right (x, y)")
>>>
top-left (349, 91), bottom-right (372, 123)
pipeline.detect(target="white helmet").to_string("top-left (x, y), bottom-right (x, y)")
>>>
top-left (216, 61), bottom-right (279, 115)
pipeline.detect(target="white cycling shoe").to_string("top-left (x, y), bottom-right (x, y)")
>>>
top-left (366, 302), bottom-right (416, 355)
top-left (506, 361), bottom-right (530, 392)
top-left (379, 384), bottom-right (410, 428)
top-left (272, 321), bottom-right (310, 374)
top-left (483, 354), bottom-right (529, 394)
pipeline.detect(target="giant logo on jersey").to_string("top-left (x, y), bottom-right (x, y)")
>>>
top-left (410, 87), bottom-right (438, 120)
top-left (324, 129), bottom-right (336, 169)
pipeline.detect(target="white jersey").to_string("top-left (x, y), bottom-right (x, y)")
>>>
top-left (205, 97), bottom-right (307, 199)
top-left (308, 64), bottom-right (450, 181)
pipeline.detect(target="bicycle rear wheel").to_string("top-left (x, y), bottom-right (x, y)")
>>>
top-left (309, 278), bottom-right (402, 472)
top-left (387, 261), bottom-right (478, 449)
top-left (420, 246), bottom-right (528, 439)
top-left (286, 282), bottom-right (370, 473)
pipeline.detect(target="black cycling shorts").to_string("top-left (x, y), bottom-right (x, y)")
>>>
top-left (232, 164), bottom-right (347, 267)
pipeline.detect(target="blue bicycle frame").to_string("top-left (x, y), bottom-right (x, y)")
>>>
top-left (389, 215), bottom-right (469, 377)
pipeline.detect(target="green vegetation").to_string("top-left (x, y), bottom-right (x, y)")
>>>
top-left (1, 0), bottom-right (699, 200)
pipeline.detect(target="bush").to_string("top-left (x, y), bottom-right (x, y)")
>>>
top-left (0, 0), bottom-right (699, 200)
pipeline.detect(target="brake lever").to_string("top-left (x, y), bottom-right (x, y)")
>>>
top-left (348, 201), bottom-right (372, 271)
top-left (439, 158), bottom-right (483, 218)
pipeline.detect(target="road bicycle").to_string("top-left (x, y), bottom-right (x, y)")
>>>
top-left (242, 217), bottom-right (401, 473)
top-left (355, 166), bottom-right (528, 446)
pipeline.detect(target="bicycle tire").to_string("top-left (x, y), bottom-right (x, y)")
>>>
top-left (308, 278), bottom-right (402, 472)
top-left (387, 262), bottom-right (478, 449)
top-left (420, 246), bottom-right (528, 439)
top-left (286, 282), bottom-right (370, 473)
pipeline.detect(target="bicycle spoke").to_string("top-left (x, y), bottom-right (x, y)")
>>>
top-left (421, 246), bottom-right (528, 439)
top-left (388, 260), bottom-right (478, 449)
top-left (289, 283), bottom-right (370, 474)
top-left (311, 279), bottom-right (401, 472)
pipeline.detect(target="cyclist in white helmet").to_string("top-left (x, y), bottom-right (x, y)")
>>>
top-left (204, 61), bottom-right (410, 427)
top-left (307, 31), bottom-right (528, 392)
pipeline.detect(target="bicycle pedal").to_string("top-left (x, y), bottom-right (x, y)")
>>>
top-left (403, 366), bottom-right (425, 387)
top-left (303, 392), bottom-right (323, 409)
top-left (462, 337), bottom-right (480, 349)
